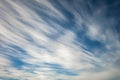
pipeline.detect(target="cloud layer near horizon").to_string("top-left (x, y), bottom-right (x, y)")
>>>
top-left (0, 0), bottom-right (120, 80)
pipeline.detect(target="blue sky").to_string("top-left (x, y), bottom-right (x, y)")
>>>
top-left (0, 0), bottom-right (120, 80)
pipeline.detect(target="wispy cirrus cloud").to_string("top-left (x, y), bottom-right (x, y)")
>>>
top-left (0, 0), bottom-right (120, 80)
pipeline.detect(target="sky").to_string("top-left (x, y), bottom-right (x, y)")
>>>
top-left (0, 0), bottom-right (120, 80)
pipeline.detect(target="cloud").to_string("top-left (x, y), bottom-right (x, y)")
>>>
top-left (0, 0), bottom-right (120, 80)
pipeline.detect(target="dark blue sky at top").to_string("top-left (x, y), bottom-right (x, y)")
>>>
top-left (28, 0), bottom-right (120, 56)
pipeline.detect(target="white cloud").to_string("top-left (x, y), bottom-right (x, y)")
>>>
top-left (0, 0), bottom-right (120, 80)
top-left (0, 55), bottom-right (11, 66)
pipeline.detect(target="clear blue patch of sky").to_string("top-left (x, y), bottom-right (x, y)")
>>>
top-left (0, 77), bottom-right (18, 80)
